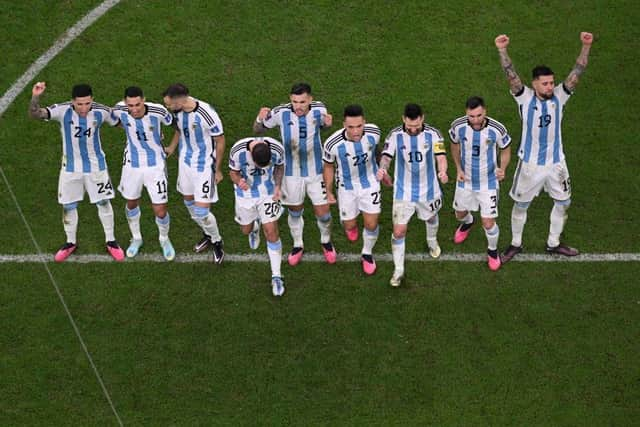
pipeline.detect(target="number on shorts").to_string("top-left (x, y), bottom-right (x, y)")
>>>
top-left (264, 201), bottom-right (281, 218)
top-left (490, 195), bottom-right (497, 210)
top-left (156, 180), bottom-right (167, 195)
top-left (429, 198), bottom-right (442, 211)
top-left (97, 181), bottom-right (114, 194)
top-left (202, 181), bottom-right (210, 194)
top-left (371, 191), bottom-right (381, 205)
top-left (321, 181), bottom-right (327, 195)
top-left (562, 178), bottom-right (571, 193)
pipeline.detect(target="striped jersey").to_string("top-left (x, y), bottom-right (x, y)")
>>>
top-left (45, 102), bottom-right (117, 173)
top-left (174, 98), bottom-right (224, 173)
top-left (513, 84), bottom-right (571, 166)
top-left (382, 124), bottom-right (446, 202)
top-left (229, 137), bottom-right (284, 199)
top-left (112, 102), bottom-right (173, 168)
top-left (262, 101), bottom-right (327, 177)
top-left (323, 124), bottom-right (381, 190)
top-left (448, 116), bottom-right (511, 191)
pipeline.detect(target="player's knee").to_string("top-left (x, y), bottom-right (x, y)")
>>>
top-left (554, 198), bottom-right (571, 209)
top-left (288, 208), bottom-right (303, 218)
top-left (316, 212), bottom-right (331, 223)
top-left (365, 224), bottom-right (379, 235)
top-left (193, 205), bottom-right (209, 219)
top-left (481, 217), bottom-right (496, 230)
top-left (63, 202), bottom-right (78, 212)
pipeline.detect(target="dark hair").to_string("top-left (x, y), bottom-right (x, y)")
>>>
top-left (465, 96), bottom-right (485, 110)
top-left (162, 83), bottom-right (189, 98)
top-left (252, 141), bottom-right (271, 167)
top-left (124, 86), bottom-right (144, 99)
top-left (71, 84), bottom-right (92, 98)
top-left (532, 65), bottom-right (554, 79)
top-left (290, 82), bottom-right (312, 95)
top-left (343, 104), bottom-right (364, 118)
top-left (404, 103), bottom-right (423, 120)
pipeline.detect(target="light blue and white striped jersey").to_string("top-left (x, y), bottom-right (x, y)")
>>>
top-left (449, 116), bottom-right (511, 191)
top-left (382, 124), bottom-right (446, 202)
top-left (46, 102), bottom-right (117, 173)
top-left (513, 84), bottom-right (571, 166)
top-left (262, 101), bottom-right (327, 177)
top-left (174, 98), bottom-right (224, 173)
top-left (229, 137), bottom-right (284, 199)
top-left (112, 102), bottom-right (173, 169)
top-left (323, 124), bottom-right (381, 190)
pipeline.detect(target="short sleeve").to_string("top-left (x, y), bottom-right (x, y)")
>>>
top-left (45, 104), bottom-right (65, 122)
top-left (262, 108), bottom-right (280, 129)
top-left (381, 132), bottom-right (397, 158)
top-left (554, 83), bottom-right (572, 105)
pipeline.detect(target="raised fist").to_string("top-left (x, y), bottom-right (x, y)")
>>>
top-left (580, 32), bottom-right (594, 45)
top-left (495, 34), bottom-right (510, 50)
top-left (32, 81), bottom-right (46, 96)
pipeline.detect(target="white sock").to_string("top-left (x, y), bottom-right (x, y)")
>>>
top-left (197, 213), bottom-right (221, 242)
top-left (391, 234), bottom-right (405, 276)
top-left (126, 206), bottom-right (142, 241)
top-left (267, 239), bottom-right (282, 277)
top-left (62, 207), bottom-right (78, 244)
top-left (156, 213), bottom-right (170, 242)
top-left (548, 202), bottom-right (569, 247)
top-left (511, 204), bottom-right (528, 247)
top-left (362, 225), bottom-right (379, 255)
top-left (316, 213), bottom-right (332, 244)
top-left (288, 209), bottom-right (304, 248)
top-left (97, 201), bottom-right (115, 242)
top-left (459, 212), bottom-right (473, 224)
top-left (426, 215), bottom-right (439, 249)
top-left (484, 223), bottom-right (499, 251)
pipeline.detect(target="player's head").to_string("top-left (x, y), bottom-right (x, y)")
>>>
top-left (289, 82), bottom-right (313, 117)
top-left (124, 86), bottom-right (146, 118)
top-left (531, 65), bottom-right (555, 99)
top-left (465, 96), bottom-right (487, 131)
top-left (402, 103), bottom-right (424, 136)
top-left (71, 84), bottom-right (93, 117)
top-left (343, 104), bottom-right (365, 141)
top-left (250, 139), bottom-right (272, 168)
top-left (162, 83), bottom-right (189, 112)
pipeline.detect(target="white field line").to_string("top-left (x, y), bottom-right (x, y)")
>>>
top-left (2, 252), bottom-right (639, 263)
top-left (0, 1), bottom-right (123, 426)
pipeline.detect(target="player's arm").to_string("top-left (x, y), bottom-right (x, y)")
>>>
top-left (322, 161), bottom-right (337, 204)
top-left (164, 128), bottom-right (179, 157)
top-left (253, 107), bottom-right (271, 134)
top-left (449, 141), bottom-right (464, 182)
top-left (564, 32), bottom-right (594, 91)
top-left (497, 146), bottom-right (511, 181)
top-left (272, 163), bottom-right (284, 201)
top-left (229, 168), bottom-right (249, 191)
top-left (436, 153), bottom-right (448, 184)
top-left (495, 35), bottom-right (524, 95)
top-left (213, 135), bottom-right (225, 184)
top-left (29, 82), bottom-right (49, 119)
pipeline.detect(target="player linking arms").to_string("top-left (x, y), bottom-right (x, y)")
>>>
top-left (229, 137), bottom-right (286, 296)
top-left (29, 82), bottom-right (125, 262)
top-left (495, 32), bottom-right (593, 262)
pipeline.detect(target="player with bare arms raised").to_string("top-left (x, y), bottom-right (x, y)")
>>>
top-left (495, 32), bottom-right (594, 262)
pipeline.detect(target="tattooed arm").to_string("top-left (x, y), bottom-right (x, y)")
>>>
top-left (494, 35), bottom-right (524, 95)
top-left (272, 163), bottom-right (284, 201)
top-left (29, 82), bottom-right (49, 119)
top-left (564, 32), bottom-right (594, 91)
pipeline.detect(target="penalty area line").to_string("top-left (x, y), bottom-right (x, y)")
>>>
top-left (1, 252), bottom-right (639, 263)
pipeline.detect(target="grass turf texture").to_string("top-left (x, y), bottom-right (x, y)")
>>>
top-left (0, 0), bottom-right (639, 424)
top-left (1, 262), bottom-right (639, 425)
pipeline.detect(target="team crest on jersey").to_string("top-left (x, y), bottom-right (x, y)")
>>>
top-left (149, 126), bottom-right (155, 131)
top-left (486, 139), bottom-right (495, 145)
top-left (92, 121), bottom-right (97, 127)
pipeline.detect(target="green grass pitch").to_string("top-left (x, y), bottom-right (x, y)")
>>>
top-left (0, 1), bottom-right (639, 425)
